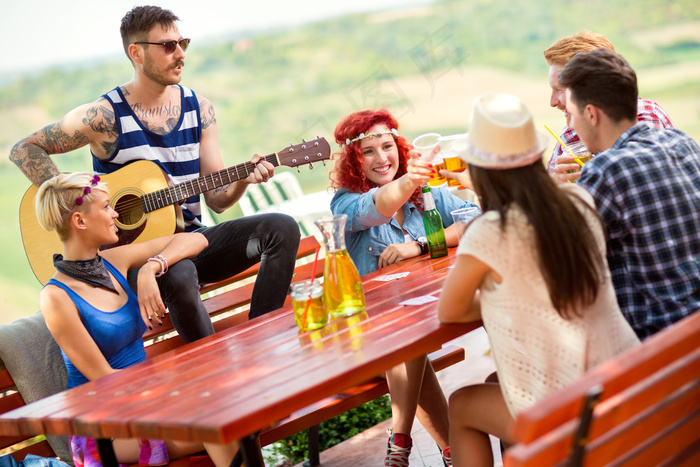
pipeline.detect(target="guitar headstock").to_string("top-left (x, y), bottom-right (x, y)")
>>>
top-left (277, 137), bottom-right (331, 170)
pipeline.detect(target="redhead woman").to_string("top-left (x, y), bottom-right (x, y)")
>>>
top-left (35, 173), bottom-right (238, 467)
top-left (330, 109), bottom-right (480, 466)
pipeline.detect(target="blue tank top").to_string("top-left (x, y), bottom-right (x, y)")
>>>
top-left (93, 85), bottom-right (204, 230)
top-left (46, 258), bottom-right (147, 389)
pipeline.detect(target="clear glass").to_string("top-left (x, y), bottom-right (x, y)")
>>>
top-left (438, 134), bottom-right (467, 187)
top-left (563, 140), bottom-right (594, 183)
top-left (291, 278), bottom-right (327, 331)
top-left (451, 206), bottom-right (480, 239)
top-left (413, 133), bottom-right (446, 187)
top-left (314, 214), bottom-right (366, 318)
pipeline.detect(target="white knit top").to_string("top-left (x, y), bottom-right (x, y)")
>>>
top-left (458, 184), bottom-right (640, 416)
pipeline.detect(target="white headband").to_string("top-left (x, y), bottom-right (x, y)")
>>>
top-left (343, 128), bottom-right (399, 147)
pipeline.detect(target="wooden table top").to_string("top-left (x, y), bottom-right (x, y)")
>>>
top-left (0, 249), bottom-right (478, 446)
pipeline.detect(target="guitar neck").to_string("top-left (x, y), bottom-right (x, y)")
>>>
top-left (142, 153), bottom-right (280, 212)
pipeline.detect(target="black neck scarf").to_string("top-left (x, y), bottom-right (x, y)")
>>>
top-left (53, 254), bottom-right (118, 294)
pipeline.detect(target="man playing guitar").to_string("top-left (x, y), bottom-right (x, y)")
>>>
top-left (9, 5), bottom-right (301, 342)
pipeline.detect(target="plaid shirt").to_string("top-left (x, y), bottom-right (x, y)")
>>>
top-left (578, 123), bottom-right (700, 339)
top-left (547, 98), bottom-right (674, 173)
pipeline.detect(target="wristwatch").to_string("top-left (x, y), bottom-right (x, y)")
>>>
top-left (416, 237), bottom-right (429, 255)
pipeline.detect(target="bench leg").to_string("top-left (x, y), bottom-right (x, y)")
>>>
top-left (569, 384), bottom-right (603, 467)
top-left (96, 438), bottom-right (119, 467)
top-left (303, 425), bottom-right (320, 467)
top-left (239, 433), bottom-right (264, 467)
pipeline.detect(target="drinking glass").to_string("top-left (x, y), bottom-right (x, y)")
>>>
top-left (439, 134), bottom-right (467, 188)
top-left (451, 206), bottom-right (480, 239)
top-left (412, 133), bottom-right (446, 187)
top-left (563, 141), bottom-right (594, 183)
top-left (291, 278), bottom-right (327, 331)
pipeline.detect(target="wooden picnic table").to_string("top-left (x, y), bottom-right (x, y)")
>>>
top-left (0, 248), bottom-right (479, 467)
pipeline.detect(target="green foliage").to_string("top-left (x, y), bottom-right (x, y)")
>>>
top-left (266, 395), bottom-right (393, 465)
top-left (1, 0), bottom-right (700, 321)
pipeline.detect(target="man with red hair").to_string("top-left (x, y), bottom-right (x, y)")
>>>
top-left (543, 31), bottom-right (674, 182)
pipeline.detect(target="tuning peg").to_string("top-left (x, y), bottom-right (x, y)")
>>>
top-left (297, 167), bottom-right (301, 173)
top-left (314, 141), bottom-right (319, 146)
top-left (290, 142), bottom-right (294, 146)
top-left (308, 162), bottom-right (314, 169)
top-left (302, 138), bottom-right (307, 143)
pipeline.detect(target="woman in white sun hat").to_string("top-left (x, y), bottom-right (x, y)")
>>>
top-left (437, 93), bottom-right (639, 467)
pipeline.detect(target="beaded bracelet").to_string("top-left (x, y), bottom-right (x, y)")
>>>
top-left (147, 255), bottom-right (169, 277)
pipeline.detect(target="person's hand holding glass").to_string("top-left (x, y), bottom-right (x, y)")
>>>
top-left (412, 133), bottom-right (446, 186)
top-left (412, 133), bottom-right (471, 189)
top-left (440, 134), bottom-right (474, 191)
top-left (554, 140), bottom-right (594, 184)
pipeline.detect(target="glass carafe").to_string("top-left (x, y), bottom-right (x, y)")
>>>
top-left (314, 214), bottom-right (366, 318)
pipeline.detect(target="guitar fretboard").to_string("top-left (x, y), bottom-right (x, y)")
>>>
top-left (141, 154), bottom-right (279, 212)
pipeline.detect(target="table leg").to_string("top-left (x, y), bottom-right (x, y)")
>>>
top-left (238, 433), bottom-right (264, 467)
top-left (305, 425), bottom-right (320, 467)
top-left (96, 438), bottom-right (119, 467)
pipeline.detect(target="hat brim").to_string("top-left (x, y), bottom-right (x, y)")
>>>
top-left (456, 132), bottom-right (549, 170)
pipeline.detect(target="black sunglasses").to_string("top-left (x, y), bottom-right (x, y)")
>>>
top-left (134, 38), bottom-right (191, 54)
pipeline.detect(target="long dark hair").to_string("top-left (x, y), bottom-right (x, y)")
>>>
top-left (469, 161), bottom-right (606, 318)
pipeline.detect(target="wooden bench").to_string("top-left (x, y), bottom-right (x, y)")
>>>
top-left (503, 310), bottom-right (700, 467)
top-left (1, 235), bottom-right (465, 466)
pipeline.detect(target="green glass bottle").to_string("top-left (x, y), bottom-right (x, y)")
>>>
top-left (421, 185), bottom-right (448, 258)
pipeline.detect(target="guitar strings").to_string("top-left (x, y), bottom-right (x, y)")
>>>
top-left (109, 158), bottom-right (277, 217)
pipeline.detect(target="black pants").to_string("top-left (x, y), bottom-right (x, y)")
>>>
top-left (130, 213), bottom-right (300, 343)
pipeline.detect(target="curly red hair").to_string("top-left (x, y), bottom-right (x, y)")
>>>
top-left (331, 109), bottom-right (415, 196)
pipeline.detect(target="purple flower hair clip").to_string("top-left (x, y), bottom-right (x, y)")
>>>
top-left (62, 175), bottom-right (101, 218)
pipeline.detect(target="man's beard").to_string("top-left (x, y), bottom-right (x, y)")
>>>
top-left (143, 55), bottom-right (183, 86)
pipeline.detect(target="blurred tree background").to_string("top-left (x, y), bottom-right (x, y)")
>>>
top-left (2, 0), bottom-right (700, 322)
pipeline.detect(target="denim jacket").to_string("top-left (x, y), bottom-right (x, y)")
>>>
top-left (0, 454), bottom-right (69, 467)
top-left (331, 187), bottom-right (478, 276)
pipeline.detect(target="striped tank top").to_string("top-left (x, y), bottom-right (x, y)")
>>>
top-left (93, 85), bottom-right (204, 230)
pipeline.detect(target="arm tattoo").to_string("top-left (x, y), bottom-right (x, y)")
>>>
top-left (9, 141), bottom-right (59, 186)
top-left (200, 99), bottom-right (217, 129)
top-left (83, 102), bottom-right (119, 156)
top-left (9, 122), bottom-right (89, 186)
top-left (40, 122), bottom-right (90, 154)
top-left (83, 104), bottom-right (118, 139)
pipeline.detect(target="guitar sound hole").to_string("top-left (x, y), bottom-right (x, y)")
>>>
top-left (114, 194), bottom-right (145, 227)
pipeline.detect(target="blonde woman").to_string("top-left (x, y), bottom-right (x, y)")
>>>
top-left (35, 172), bottom-right (238, 467)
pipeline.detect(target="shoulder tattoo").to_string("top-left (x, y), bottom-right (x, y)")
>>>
top-left (84, 101), bottom-right (119, 156)
top-left (200, 99), bottom-right (217, 129)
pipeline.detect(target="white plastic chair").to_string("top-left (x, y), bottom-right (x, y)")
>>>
top-left (239, 172), bottom-right (319, 236)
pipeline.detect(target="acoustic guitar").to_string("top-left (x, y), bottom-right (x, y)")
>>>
top-left (20, 137), bottom-right (331, 285)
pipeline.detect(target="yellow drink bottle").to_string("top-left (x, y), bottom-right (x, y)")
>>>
top-left (314, 214), bottom-right (366, 318)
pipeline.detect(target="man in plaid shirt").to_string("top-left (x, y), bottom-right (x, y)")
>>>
top-left (560, 48), bottom-right (700, 340)
top-left (544, 31), bottom-right (674, 181)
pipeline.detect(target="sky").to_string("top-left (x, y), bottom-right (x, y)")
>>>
top-left (1, 0), bottom-right (431, 75)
